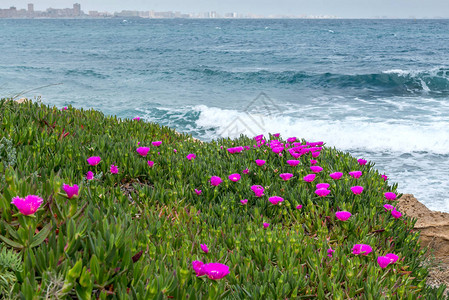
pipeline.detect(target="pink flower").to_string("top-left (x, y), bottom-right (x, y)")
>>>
top-left (110, 164), bottom-right (118, 174)
top-left (147, 160), bottom-right (154, 167)
top-left (152, 141), bottom-right (162, 147)
top-left (310, 159), bottom-right (318, 165)
top-left (273, 133), bottom-right (280, 137)
top-left (272, 146), bottom-right (284, 154)
top-left (335, 211), bottom-right (352, 221)
top-left (86, 171), bottom-right (94, 180)
top-left (242, 168), bottom-right (249, 174)
top-left (310, 166), bottom-right (323, 173)
top-left (296, 204), bottom-right (303, 210)
top-left (329, 172), bottom-right (343, 180)
top-left (315, 188), bottom-right (330, 197)
top-left (210, 176), bottom-right (222, 186)
top-left (386, 253), bottom-right (399, 264)
top-left (202, 263), bottom-right (230, 280)
top-left (133, 117), bottom-right (141, 121)
top-left (383, 204), bottom-right (394, 211)
top-left (377, 256), bottom-right (391, 269)
top-left (303, 174), bottom-right (316, 183)
top-left (227, 146), bottom-right (243, 154)
top-left (279, 173), bottom-right (293, 181)
top-left (228, 173), bottom-right (241, 182)
top-left (311, 151), bottom-right (321, 158)
top-left (136, 147), bottom-right (150, 157)
top-left (352, 244), bottom-right (372, 256)
top-left (384, 192), bottom-right (397, 200)
top-left (255, 159), bottom-right (266, 166)
top-left (200, 244), bottom-right (209, 253)
top-left (327, 248), bottom-right (335, 257)
top-left (173, 149), bottom-right (177, 153)
top-left (251, 185), bottom-right (265, 197)
top-left (240, 199), bottom-right (248, 205)
top-left (287, 160), bottom-right (300, 166)
top-left (195, 189), bottom-right (202, 195)
top-left (269, 196), bottom-right (284, 205)
top-left (350, 186), bottom-right (364, 195)
top-left (349, 171), bottom-right (362, 179)
top-left (381, 175), bottom-right (388, 181)
top-left (316, 183), bottom-right (330, 189)
top-left (254, 134), bottom-right (264, 141)
top-left (263, 222), bottom-right (270, 228)
top-left (192, 260), bottom-right (206, 276)
top-left (63, 184), bottom-right (79, 199)
top-left (391, 209), bottom-right (402, 219)
top-left (186, 153), bottom-right (196, 160)
top-left (87, 156), bottom-right (101, 166)
top-left (11, 195), bottom-right (43, 215)
top-left (358, 159), bottom-right (367, 165)
top-left (287, 137), bottom-right (297, 143)
top-left (61, 106), bottom-right (68, 110)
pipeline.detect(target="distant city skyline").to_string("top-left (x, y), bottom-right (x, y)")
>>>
top-left (2, 0), bottom-right (449, 18)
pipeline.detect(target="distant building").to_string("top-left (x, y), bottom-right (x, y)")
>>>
top-left (27, 3), bottom-right (34, 13)
top-left (73, 3), bottom-right (81, 16)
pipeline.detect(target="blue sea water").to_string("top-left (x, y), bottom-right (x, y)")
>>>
top-left (1, 19), bottom-right (448, 211)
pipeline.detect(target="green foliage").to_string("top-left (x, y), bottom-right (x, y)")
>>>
top-left (0, 98), bottom-right (446, 299)
top-left (0, 243), bottom-right (22, 297)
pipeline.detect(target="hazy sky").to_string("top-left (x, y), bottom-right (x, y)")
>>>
top-left (4, 0), bottom-right (449, 18)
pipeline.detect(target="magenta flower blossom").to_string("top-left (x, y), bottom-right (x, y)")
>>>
top-left (210, 176), bottom-right (223, 186)
top-left (273, 133), bottom-right (280, 137)
top-left (263, 222), bottom-right (270, 228)
top-left (61, 106), bottom-right (68, 111)
top-left (310, 159), bottom-right (318, 165)
top-left (310, 166), bottom-right (323, 173)
top-left (279, 173), bottom-right (293, 181)
top-left (349, 171), bottom-right (362, 179)
top-left (352, 244), bottom-right (372, 256)
top-left (391, 209), bottom-right (402, 219)
top-left (377, 256), bottom-right (391, 269)
top-left (384, 192), bottom-right (397, 200)
top-left (242, 168), bottom-right (249, 174)
top-left (200, 244), bottom-right (209, 253)
top-left (87, 156), bottom-right (101, 166)
top-left (382, 174), bottom-right (388, 181)
top-left (202, 263), bottom-right (230, 280)
top-left (136, 147), bottom-right (150, 157)
top-left (329, 172), bottom-right (343, 180)
top-left (383, 204), bottom-right (394, 211)
top-left (269, 196), bottom-right (284, 205)
top-left (255, 159), bottom-right (266, 166)
top-left (251, 185), bottom-right (265, 197)
top-left (287, 160), bottom-right (301, 166)
top-left (132, 117), bottom-right (140, 121)
top-left (350, 186), bottom-right (364, 195)
top-left (192, 260), bottom-right (206, 276)
top-left (186, 153), bottom-right (196, 160)
top-left (227, 146), bottom-right (243, 154)
top-left (287, 137), bottom-right (297, 143)
top-left (195, 189), bottom-right (202, 195)
top-left (147, 160), bottom-right (154, 167)
top-left (335, 211), bottom-right (352, 221)
top-left (316, 183), bottom-right (330, 189)
top-left (110, 164), bottom-right (118, 174)
top-left (272, 146), bottom-right (284, 154)
top-left (228, 173), bottom-right (241, 182)
top-left (296, 204), bottom-right (303, 210)
top-left (315, 188), bottom-right (330, 197)
top-left (86, 171), bottom-right (94, 180)
top-left (11, 195), bottom-right (43, 216)
top-left (254, 134), bottom-right (264, 141)
top-left (358, 159), bottom-right (367, 165)
top-left (327, 248), bottom-right (335, 257)
top-left (303, 174), bottom-right (316, 183)
top-left (386, 253), bottom-right (399, 264)
top-left (240, 199), bottom-right (248, 205)
top-left (173, 149), bottom-right (177, 153)
top-left (152, 141), bottom-right (162, 147)
top-left (63, 184), bottom-right (79, 199)
top-left (311, 151), bottom-right (321, 158)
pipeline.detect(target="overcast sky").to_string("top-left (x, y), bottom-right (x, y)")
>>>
top-left (4, 0), bottom-right (449, 18)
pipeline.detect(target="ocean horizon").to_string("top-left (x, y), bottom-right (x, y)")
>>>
top-left (1, 18), bottom-right (448, 211)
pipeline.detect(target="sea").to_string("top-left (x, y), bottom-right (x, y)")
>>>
top-left (1, 18), bottom-right (448, 211)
